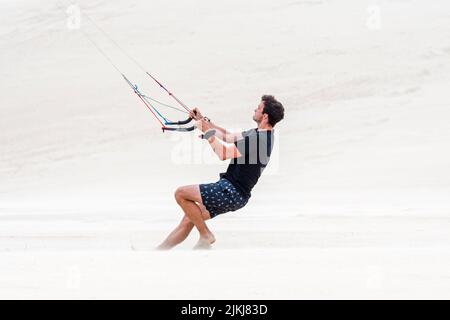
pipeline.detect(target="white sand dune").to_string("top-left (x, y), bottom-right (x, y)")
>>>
top-left (1, 0), bottom-right (450, 299)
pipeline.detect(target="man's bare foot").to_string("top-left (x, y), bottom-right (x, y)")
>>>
top-left (155, 243), bottom-right (172, 250)
top-left (193, 234), bottom-right (216, 250)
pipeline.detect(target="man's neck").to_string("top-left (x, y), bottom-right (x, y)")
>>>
top-left (257, 122), bottom-right (273, 131)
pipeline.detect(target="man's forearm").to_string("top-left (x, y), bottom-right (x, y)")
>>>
top-left (196, 114), bottom-right (240, 143)
top-left (208, 121), bottom-right (229, 141)
top-left (207, 136), bottom-right (239, 160)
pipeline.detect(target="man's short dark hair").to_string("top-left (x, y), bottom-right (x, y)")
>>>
top-left (261, 95), bottom-right (284, 127)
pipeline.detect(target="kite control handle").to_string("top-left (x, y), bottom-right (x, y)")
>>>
top-left (165, 117), bottom-right (194, 125)
top-left (162, 125), bottom-right (196, 132)
top-left (162, 110), bottom-right (197, 131)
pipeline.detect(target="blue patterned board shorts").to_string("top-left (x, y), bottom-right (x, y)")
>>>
top-left (199, 178), bottom-right (250, 218)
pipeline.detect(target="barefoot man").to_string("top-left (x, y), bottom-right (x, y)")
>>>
top-left (157, 95), bottom-right (285, 249)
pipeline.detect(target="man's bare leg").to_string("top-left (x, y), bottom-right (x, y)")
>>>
top-left (156, 201), bottom-right (211, 250)
top-left (156, 215), bottom-right (195, 250)
top-left (173, 185), bottom-right (215, 249)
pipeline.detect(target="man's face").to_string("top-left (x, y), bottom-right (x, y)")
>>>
top-left (253, 101), bottom-right (265, 123)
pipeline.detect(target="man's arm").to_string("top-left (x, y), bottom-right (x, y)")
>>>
top-left (206, 135), bottom-right (241, 161)
top-left (208, 121), bottom-right (243, 143)
top-left (190, 108), bottom-right (243, 143)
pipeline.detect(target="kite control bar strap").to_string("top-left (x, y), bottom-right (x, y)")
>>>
top-left (200, 129), bottom-right (216, 140)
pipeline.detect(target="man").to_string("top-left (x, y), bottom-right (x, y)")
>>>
top-left (157, 95), bottom-right (285, 250)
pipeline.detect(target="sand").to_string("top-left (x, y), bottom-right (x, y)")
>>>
top-left (1, 0), bottom-right (450, 299)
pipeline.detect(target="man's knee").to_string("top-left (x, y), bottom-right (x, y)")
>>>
top-left (174, 186), bottom-right (187, 204)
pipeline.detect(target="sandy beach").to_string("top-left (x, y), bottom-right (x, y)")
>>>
top-left (1, 0), bottom-right (450, 299)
